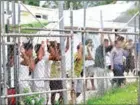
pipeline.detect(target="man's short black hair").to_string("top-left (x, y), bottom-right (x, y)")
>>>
top-left (115, 29), bottom-right (118, 32)
top-left (118, 36), bottom-right (124, 41)
top-left (85, 39), bottom-right (92, 45)
top-left (23, 42), bottom-right (33, 50)
top-left (114, 40), bottom-right (118, 45)
top-left (34, 44), bottom-right (41, 54)
top-left (105, 45), bottom-right (113, 52)
top-left (77, 44), bottom-right (80, 50)
top-left (104, 39), bottom-right (109, 42)
top-left (115, 29), bottom-right (119, 37)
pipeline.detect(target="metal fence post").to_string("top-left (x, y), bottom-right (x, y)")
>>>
top-left (12, 1), bottom-right (19, 104)
top-left (1, 1), bottom-right (8, 104)
top-left (70, 2), bottom-right (75, 105)
top-left (138, 1), bottom-right (140, 104)
top-left (59, 1), bottom-right (68, 104)
top-left (138, 71), bottom-right (140, 105)
top-left (83, 1), bottom-right (87, 104)
top-left (0, 1), bottom-right (2, 104)
top-left (6, 0), bottom-right (12, 88)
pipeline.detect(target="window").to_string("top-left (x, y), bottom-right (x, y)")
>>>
top-left (42, 15), bottom-right (48, 20)
top-left (35, 15), bottom-right (41, 18)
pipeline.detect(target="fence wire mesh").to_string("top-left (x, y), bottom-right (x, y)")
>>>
top-left (0, 32), bottom-right (139, 105)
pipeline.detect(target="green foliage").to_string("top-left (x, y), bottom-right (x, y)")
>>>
top-left (40, 0), bottom-right (116, 10)
top-left (24, 0), bottom-right (39, 6)
top-left (127, 1), bottom-right (139, 15)
top-left (87, 82), bottom-right (138, 104)
top-left (127, 8), bottom-right (139, 15)
top-left (22, 88), bottom-right (45, 105)
top-left (93, 0), bottom-right (116, 6)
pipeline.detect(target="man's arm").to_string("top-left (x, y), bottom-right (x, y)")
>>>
top-left (85, 46), bottom-right (94, 60)
top-left (29, 57), bottom-right (35, 72)
top-left (110, 49), bottom-right (115, 70)
top-left (65, 37), bottom-right (69, 52)
top-left (21, 52), bottom-right (35, 71)
top-left (123, 49), bottom-right (129, 57)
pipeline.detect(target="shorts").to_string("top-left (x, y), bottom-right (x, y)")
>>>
top-left (86, 65), bottom-right (96, 77)
top-left (73, 76), bottom-right (83, 93)
top-left (50, 80), bottom-right (63, 90)
top-left (19, 77), bottom-right (32, 93)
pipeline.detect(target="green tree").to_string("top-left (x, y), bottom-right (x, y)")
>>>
top-left (23, 0), bottom-right (39, 6)
top-left (127, 1), bottom-right (139, 15)
top-left (24, 0), bottom-right (116, 9)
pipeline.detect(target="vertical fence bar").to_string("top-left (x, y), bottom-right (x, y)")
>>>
top-left (70, 2), bottom-right (75, 105)
top-left (138, 1), bottom-right (140, 104)
top-left (134, 16), bottom-right (137, 76)
top-left (2, 1), bottom-right (6, 104)
top-left (12, 1), bottom-right (18, 105)
top-left (99, 10), bottom-right (105, 95)
top-left (138, 71), bottom-right (140, 105)
top-left (16, 0), bottom-right (21, 102)
top-left (1, 1), bottom-right (8, 104)
top-left (6, 0), bottom-right (11, 88)
top-left (59, 1), bottom-right (68, 104)
top-left (83, 1), bottom-right (86, 104)
top-left (0, 1), bottom-right (2, 104)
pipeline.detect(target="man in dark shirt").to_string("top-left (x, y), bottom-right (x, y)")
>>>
top-left (94, 39), bottom-right (110, 68)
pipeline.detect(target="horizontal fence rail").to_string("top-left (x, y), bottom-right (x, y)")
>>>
top-left (1, 89), bottom-right (69, 98)
top-left (19, 76), bottom-right (139, 81)
top-left (22, 28), bottom-right (139, 35)
top-left (2, 33), bottom-right (72, 37)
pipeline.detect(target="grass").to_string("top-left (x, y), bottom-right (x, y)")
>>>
top-left (87, 82), bottom-right (138, 105)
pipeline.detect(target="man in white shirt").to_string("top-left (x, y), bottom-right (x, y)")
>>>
top-left (19, 42), bottom-right (35, 93)
top-left (33, 40), bottom-right (55, 105)
top-left (85, 39), bottom-right (95, 90)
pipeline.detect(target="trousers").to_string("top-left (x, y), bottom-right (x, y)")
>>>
top-left (113, 64), bottom-right (125, 86)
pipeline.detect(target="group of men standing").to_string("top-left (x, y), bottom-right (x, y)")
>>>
top-left (16, 37), bottom-right (69, 105)
top-left (73, 33), bottom-right (135, 100)
top-left (7, 32), bottom-right (135, 104)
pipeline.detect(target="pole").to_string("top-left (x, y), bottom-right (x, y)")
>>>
top-left (21, 28), bottom-right (138, 35)
top-left (16, 0), bottom-right (21, 103)
top-left (1, 89), bottom-right (69, 99)
top-left (6, 0), bottom-right (11, 88)
top-left (0, 1), bottom-right (2, 105)
top-left (138, 71), bottom-right (140, 105)
top-left (70, 2), bottom-right (75, 105)
top-left (59, 1), bottom-right (68, 104)
top-left (99, 10), bottom-right (105, 95)
top-left (138, 1), bottom-right (140, 104)
top-left (119, 11), bottom-right (139, 32)
top-left (18, 1), bottom-right (21, 34)
top-left (1, 1), bottom-right (8, 104)
top-left (19, 76), bottom-right (138, 81)
top-left (12, 1), bottom-right (18, 105)
top-left (83, 1), bottom-right (86, 104)
top-left (2, 33), bottom-right (71, 37)
top-left (134, 16), bottom-right (138, 76)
